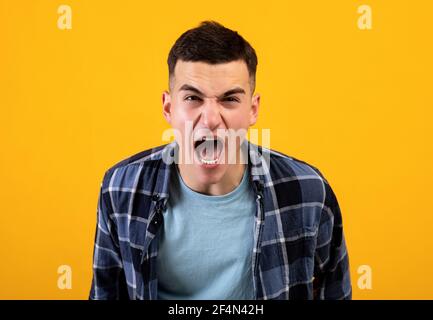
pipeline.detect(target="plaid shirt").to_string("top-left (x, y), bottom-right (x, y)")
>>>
top-left (89, 141), bottom-right (352, 300)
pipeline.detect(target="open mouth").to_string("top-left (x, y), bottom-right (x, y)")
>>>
top-left (193, 136), bottom-right (224, 165)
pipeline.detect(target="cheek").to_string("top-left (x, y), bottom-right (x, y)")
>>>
top-left (169, 108), bottom-right (189, 128)
top-left (172, 102), bottom-right (197, 121)
top-left (224, 108), bottom-right (251, 129)
top-left (169, 107), bottom-right (195, 143)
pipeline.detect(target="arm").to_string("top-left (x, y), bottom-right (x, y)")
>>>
top-left (313, 180), bottom-right (352, 300)
top-left (89, 170), bottom-right (128, 299)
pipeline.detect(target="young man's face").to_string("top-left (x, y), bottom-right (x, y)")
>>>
top-left (162, 59), bottom-right (260, 186)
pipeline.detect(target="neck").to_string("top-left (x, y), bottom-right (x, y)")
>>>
top-left (177, 161), bottom-right (246, 196)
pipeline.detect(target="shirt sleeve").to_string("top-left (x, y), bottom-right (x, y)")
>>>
top-left (89, 170), bottom-right (128, 300)
top-left (313, 178), bottom-right (352, 300)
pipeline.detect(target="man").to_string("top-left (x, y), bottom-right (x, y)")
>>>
top-left (89, 21), bottom-right (352, 300)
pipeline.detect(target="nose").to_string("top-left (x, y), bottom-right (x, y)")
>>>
top-left (201, 99), bottom-right (222, 130)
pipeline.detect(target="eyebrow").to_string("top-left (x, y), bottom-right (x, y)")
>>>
top-left (179, 84), bottom-right (246, 98)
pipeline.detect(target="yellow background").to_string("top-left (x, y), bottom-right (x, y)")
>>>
top-left (1, 0), bottom-right (432, 299)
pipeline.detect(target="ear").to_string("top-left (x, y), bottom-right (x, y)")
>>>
top-left (162, 90), bottom-right (172, 124)
top-left (249, 93), bottom-right (260, 126)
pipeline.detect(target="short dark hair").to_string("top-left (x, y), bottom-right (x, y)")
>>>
top-left (167, 21), bottom-right (258, 92)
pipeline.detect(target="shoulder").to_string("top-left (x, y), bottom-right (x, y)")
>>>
top-left (269, 150), bottom-right (338, 212)
top-left (100, 144), bottom-right (169, 190)
top-left (261, 146), bottom-right (342, 226)
top-left (264, 146), bottom-right (328, 183)
top-left (261, 145), bottom-right (334, 205)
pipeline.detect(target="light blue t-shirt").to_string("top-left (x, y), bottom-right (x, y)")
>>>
top-left (156, 165), bottom-right (256, 300)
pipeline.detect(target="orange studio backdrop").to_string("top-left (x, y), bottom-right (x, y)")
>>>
top-left (0, 0), bottom-right (432, 299)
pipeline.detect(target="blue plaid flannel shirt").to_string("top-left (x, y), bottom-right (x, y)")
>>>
top-left (89, 141), bottom-right (352, 300)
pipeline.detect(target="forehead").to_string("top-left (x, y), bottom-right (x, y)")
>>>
top-left (172, 60), bottom-right (250, 94)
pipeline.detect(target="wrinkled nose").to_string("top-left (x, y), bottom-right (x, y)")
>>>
top-left (200, 100), bottom-right (222, 130)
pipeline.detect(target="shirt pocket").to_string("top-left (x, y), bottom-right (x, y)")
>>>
top-left (275, 226), bottom-right (317, 286)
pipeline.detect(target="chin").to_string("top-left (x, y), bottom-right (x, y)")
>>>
top-left (194, 163), bottom-right (228, 184)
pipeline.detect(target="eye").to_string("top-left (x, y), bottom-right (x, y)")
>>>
top-left (185, 95), bottom-right (202, 102)
top-left (222, 96), bottom-right (240, 103)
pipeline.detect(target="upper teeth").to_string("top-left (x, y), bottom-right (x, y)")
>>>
top-left (197, 137), bottom-right (215, 142)
top-left (201, 158), bottom-right (218, 165)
